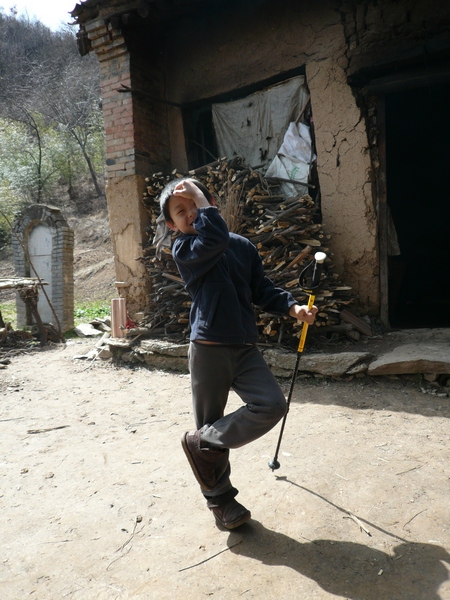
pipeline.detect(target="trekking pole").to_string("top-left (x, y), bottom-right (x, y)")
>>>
top-left (268, 251), bottom-right (327, 471)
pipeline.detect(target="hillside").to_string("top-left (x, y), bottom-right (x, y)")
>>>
top-left (70, 209), bottom-right (116, 303)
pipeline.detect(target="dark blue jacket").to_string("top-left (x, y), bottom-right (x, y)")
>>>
top-left (172, 206), bottom-right (297, 344)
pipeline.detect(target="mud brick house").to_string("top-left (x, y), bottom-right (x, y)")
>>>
top-left (71, 0), bottom-right (450, 328)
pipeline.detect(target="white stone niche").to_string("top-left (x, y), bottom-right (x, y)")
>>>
top-left (12, 205), bottom-right (74, 332)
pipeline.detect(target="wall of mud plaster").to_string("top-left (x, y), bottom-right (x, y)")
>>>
top-left (105, 175), bottom-right (150, 313)
top-left (83, 0), bottom-right (450, 317)
top-left (162, 1), bottom-right (378, 310)
top-left (306, 59), bottom-right (377, 310)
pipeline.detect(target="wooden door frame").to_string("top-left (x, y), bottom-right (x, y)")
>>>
top-left (375, 95), bottom-right (389, 328)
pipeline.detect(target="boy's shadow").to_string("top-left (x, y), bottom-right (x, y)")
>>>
top-left (228, 520), bottom-right (449, 599)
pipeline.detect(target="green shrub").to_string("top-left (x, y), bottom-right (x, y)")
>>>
top-left (73, 300), bottom-right (110, 325)
top-left (0, 300), bottom-right (111, 336)
top-left (0, 300), bottom-right (16, 328)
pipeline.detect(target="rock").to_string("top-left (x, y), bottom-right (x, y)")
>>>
top-left (423, 373), bottom-right (438, 382)
top-left (74, 323), bottom-right (102, 337)
top-left (74, 348), bottom-right (100, 360)
top-left (90, 317), bottom-right (111, 332)
top-left (108, 336), bottom-right (450, 379)
top-left (368, 344), bottom-right (450, 375)
top-left (143, 353), bottom-right (188, 372)
top-left (97, 347), bottom-right (112, 359)
top-left (139, 340), bottom-right (189, 357)
top-left (263, 348), bottom-right (373, 377)
top-left (346, 361), bottom-right (370, 375)
top-left (128, 340), bottom-right (190, 372)
top-left (108, 337), bottom-right (132, 348)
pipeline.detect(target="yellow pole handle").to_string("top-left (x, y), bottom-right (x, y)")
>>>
top-left (297, 293), bottom-right (315, 353)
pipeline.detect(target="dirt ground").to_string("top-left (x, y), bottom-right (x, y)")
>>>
top-left (1, 338), bottom-right (449, 600)
top-left (1, 209), bottom-right (449, 598)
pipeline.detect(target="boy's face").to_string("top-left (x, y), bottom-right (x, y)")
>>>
top-left (166, 194), bottom-right (198, 235)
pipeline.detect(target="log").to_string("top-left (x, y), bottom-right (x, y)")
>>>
top-left (0, 277), bottom-right (49, 290)
top-left (141, 156), bottom-right (357, 347)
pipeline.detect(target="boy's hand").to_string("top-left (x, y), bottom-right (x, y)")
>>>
top-left (289, 303), bottom-right (318, 325)
top-left (173, 179), bottom-right (210, 208)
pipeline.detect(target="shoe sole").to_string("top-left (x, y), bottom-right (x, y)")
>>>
top-left (181, 432), bottom-right (214, 491)
top-left (213, 510), bottom-right (251, 530)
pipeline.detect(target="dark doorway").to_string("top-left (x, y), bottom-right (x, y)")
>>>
top-left (385, 81), bottom-right (450, 327)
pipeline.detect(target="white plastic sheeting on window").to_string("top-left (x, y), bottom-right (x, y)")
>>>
top-left (212, 75), bottom-right (309, 170)
top-left (265, 120), bottom-right (315, 197)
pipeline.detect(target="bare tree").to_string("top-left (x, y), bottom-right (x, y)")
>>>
top-left (0, 12), bottom-right (104, 202)
top-left (1, 102), bottom-right (58, 204)
top-left (12, 106), bottom-right (45, 203)
top-left (35, 55), bottom-right (105, 198)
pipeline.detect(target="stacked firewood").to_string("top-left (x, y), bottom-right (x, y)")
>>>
top-left (141, 157), bottom-right (353, 347)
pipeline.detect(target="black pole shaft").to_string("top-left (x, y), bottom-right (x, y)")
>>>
top-left (269, 252), bottom-right (326, 471)
top-left (269, 352), bottom-right (301, 469)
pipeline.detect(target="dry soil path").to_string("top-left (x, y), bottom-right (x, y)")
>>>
top-left (1, 340), bottom-right (449, 599)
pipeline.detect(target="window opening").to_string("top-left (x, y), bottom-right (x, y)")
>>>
top-left (183, 66), bottom-right (307, 170)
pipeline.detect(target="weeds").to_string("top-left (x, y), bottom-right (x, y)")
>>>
top-left (73, 300), bottom-right (110, 325)
top-left (0, 299), bottom-right (111, 332)
top-left (0, 300), bottom-right (16, 328)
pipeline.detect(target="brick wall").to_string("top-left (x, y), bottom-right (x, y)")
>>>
top-left (82, 19), bottom-right (163, 315)
top-left (84, 19), bottom-right (172, 180)
top-left (85, 19), bottom-right (136, 178)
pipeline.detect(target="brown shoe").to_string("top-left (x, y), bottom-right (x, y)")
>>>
top-left (181, 430), bottom-right (226, 491)
top-left (210, 499), bottom-right (251, 529)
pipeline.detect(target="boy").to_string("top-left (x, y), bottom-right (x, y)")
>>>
top-left (157, 177), bottom-right (317, 529)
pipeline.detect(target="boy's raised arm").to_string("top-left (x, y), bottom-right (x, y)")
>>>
top-left (173, 179), bottom-right (211, 208)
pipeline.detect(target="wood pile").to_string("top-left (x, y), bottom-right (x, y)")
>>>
top-left (0, 322), bottom-right (34, 347)
top-left (141, 157), bottom-right (354, 347)
top-left (0, 278), bottom-right (62, 347)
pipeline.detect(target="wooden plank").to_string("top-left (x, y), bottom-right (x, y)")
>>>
top-left (340, 309), bottom-right (372, 337)
top-left (0, 277), bottom-right (48, 290)
top-left (376, 95), bottom-right (390, 328)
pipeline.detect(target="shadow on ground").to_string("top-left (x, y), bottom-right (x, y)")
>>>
top-left (229, 520), bottom-right (449, 600)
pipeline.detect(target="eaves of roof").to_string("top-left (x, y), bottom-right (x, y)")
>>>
top-left (70, 0), bottom-right (209, 27)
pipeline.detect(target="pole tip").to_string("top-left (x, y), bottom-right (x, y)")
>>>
top-left (314, 251), bottom-right (327, 263)
top-left (268, 459), bottom-right (280, 471)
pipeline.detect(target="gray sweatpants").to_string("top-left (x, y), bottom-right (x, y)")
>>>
top-left (188, 342), bottom-right (287, 497)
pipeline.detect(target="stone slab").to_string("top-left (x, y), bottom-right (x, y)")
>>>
top-left (368, 343), bottom-right (450, 375)
top-left (263, 348), bottom-right (373, 377)
top-left (142, 353), bottom-right (188, 372)
top-left (139, 340), bottom-right (189, 357)
top-left (74, 323), bottom-right (102, 337)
